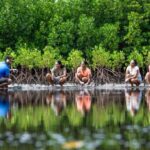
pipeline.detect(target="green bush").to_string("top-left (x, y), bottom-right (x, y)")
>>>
top-left (111, 51), bottom-right (125, 70)
top-left (146, 51), bottom-right (150, 65)
top-left (0, 52), bottom-right (3, 61)
top-left (92, 46), bottom-right (110, 69)
top-left (41, 46), bottom-right (61, 68)
top-left (66, 49), bottom-right (83, 69)
top-left (127, 50), bottom-right (144, 67)
top-left (98, 23), bottom-right (119, 50)
top-left (15, 46), bottom-right (40, 69)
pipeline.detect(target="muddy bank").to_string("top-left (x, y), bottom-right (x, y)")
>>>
top-left (8, 83), bottom-right (150, 91)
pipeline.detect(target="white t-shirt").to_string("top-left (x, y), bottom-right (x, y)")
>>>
top-left (126, 66), bottom-right (142, 81)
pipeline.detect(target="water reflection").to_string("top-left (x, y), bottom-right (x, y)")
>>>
top-left (0, 91), bottom-right (11, 119)
top-left (46, 90), bottom-right (67, 115)
top-left (125, 89), bottom-right (142, 116)
top-left (0, 89), bottom-right (150, 150)
top-left (145, 90), bottom-right (150, 111)
top-left (75, 90), bottom-right (91, 115)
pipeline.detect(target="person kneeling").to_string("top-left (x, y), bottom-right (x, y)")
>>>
top-left (0, 56), bottom-right (17, 89)
top-left (125, 60), bottom-right (142, 87)
top-left (75, 61), bottom-right (92, 85)
top-left (145, 65), bottom-right (150, 84)
top-left (46, 61), bottom-right (67, 86)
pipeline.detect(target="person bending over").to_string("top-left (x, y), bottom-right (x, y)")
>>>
top-left (145, 65), bottom-right (150, 84)
top-left (75, 61), bottom-right (92, 85)
top-left (0, 56), bottom-right (17, 89)
top-left (46, 61), bottom-right (67, 85)
top-left (125, 60), bottom-right (142, 87)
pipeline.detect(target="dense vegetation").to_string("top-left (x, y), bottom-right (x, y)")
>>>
top-left (0, 0), bottom-right (149, 79)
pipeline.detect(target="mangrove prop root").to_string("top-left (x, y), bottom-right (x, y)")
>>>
top-left (10, 68), bottom-right (124, 84)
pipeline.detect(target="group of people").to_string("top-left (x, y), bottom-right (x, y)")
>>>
top-left (125, 60), bottom-right (150, 86)
top-left (46, 59), bottom-right (150, 87)
top-left (46, 60), bottom-right (92, 85)
top-left (0, 56), bottom-right (150, 88)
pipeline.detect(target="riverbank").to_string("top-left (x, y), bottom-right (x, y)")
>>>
top-left (8, 83), bottom-right (150, 91)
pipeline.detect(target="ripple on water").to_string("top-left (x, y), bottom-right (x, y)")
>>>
top-left (50, 133), bottom-right (66, 144)
top-left (35, 141), bottom-right (43, 148)
top-left (93, 133), bottom-right (105, 140)
top-left (7, 134), bottom-right (14, 143)
top-left (19, 132), bottom-right (32, 144)
top-left (85, 140), bottom-right (101, 149)
top-left (113, 133), bottom-right (122, 140)
top-left (38, 134), bottom-right (46, 141)
top-left (0, 140), bottom-right (3, 147)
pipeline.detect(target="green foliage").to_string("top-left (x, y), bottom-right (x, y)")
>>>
top-left (128, 50), bottom-right (144, 67)
top-left (124, 12), bottom-right (143, 48)
top-left (15, 46), bottom-right (33, 69)
top-left (111, 51), bottom-right (125, 70)
top-left (146, 51), bottom-right (150, 65)
top-left (0, 0), bottom-right (149, 71)
top-left (92, 46), bottom-right (110, 69)
top-left (41, 46), bottom-right (61, 68)
top-left (66, 50), bottom-right (83, 68)
top-left (77, 15), bottom-right (96, 50)
top-left (99, 23), bottom-right (120, 50)
top-left (0, 51), bottom-right (3, 61)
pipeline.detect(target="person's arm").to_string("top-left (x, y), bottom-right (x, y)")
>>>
top-left (77, 68), bottom-right (82, 76)
top-left (5, 68), bottom-right (10, 78)
top-left (125, 67), bottom-right (130, 77)
top-left (86, 69), bottom-right (92, 84)
top-left (51, 68), bottom-right (55, 79)
top-left (75, 68), bottom-right (84, 84)
top-left (60, 67), bottom-right (67, 78)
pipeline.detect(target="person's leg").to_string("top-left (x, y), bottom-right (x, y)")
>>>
top-left (0, 78), bottom-right (12, 88)
top-left (75, 73), bottom-right (84, 84)
top-left (82, 77), bottom-right (88, 84)
top-left (59, 77), bottom-right (67, 86)
top-left (130, 78), bottom-right (140, 86)
top-left (145, 72), bottom-right (150, 84)
top-left (46, 73), bottom-right (53, 85)
top-left (125, 74), bottom-right (132, 83)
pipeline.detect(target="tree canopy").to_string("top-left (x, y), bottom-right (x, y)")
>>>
top-left (0, 0), bottom-right (149, 69)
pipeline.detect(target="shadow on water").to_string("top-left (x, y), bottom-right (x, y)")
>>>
top-left (0, 88), bottom-right (150, 149)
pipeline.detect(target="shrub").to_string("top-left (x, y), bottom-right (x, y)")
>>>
top-left (15, 46), bottom-right (40, 69)
top-left (111, 51), bottom-right (125, 70)
top-left (146, 51), bottom-right (150, 65)
top-left (66, 49), bottom-right (83, 69)
top-left (127, 50), bottom-right (143, 67)
top-left (92, 46), bottom-right (110, 69)
top-left (0, 52), bottom-right (3, 61)
top-left (41, 46), bottom-right (61, 68)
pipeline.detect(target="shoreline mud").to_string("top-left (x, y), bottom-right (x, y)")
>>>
top-left (8, 83), bottom-right (150, 91)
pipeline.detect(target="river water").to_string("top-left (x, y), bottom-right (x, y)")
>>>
top-left (0, 88), bottom-right (150, 150)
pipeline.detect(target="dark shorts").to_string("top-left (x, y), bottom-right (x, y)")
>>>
top-left (53, 77), bottom-right (61, 84)
top-left (0, 78), bottom-right (9, 84)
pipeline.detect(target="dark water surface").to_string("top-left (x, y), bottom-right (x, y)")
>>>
top-left (0, 88), bottom-right (150, 150)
